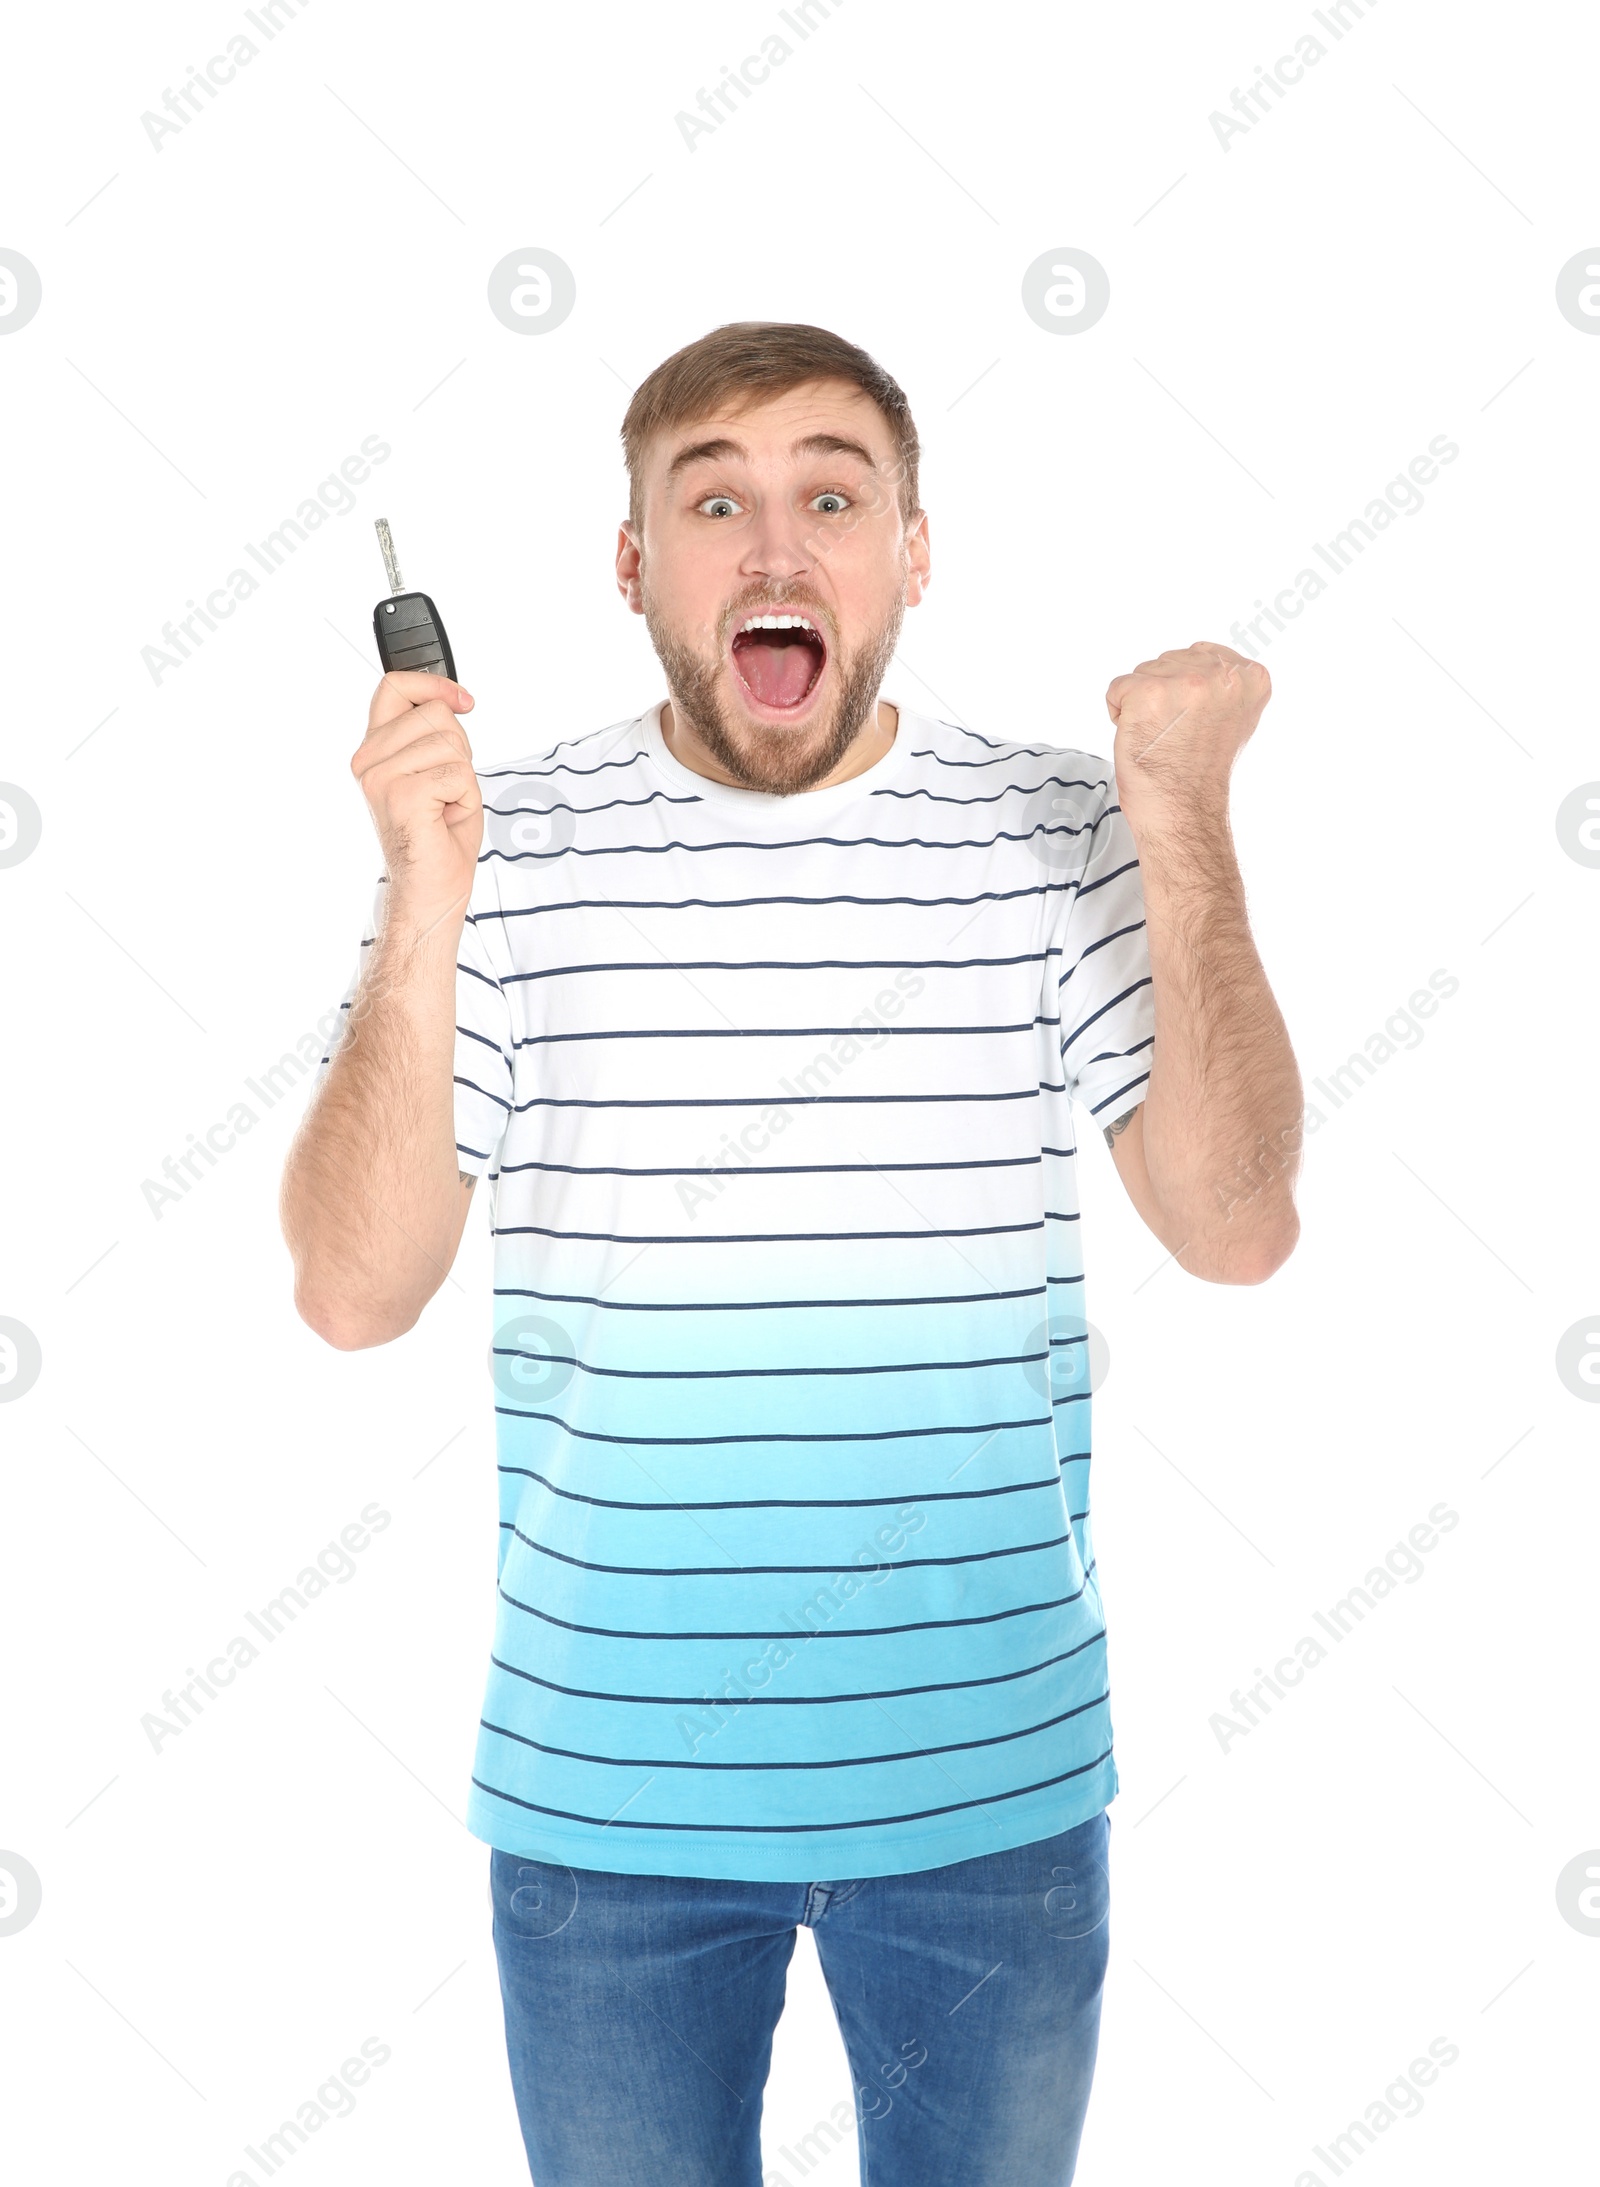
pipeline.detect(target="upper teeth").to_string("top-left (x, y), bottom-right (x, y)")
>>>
top-left (740, 614), bottom-right (816, 633)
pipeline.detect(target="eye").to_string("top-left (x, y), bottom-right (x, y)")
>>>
top-left (697, 494), bottom-right (742, 518)
top-left (810, 491), bottom-right (850, 515)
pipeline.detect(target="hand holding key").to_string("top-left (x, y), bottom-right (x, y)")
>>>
top-left (351, 670), bottom-right (481, 941)
top-left (352, 520), bottom-right (479, 941)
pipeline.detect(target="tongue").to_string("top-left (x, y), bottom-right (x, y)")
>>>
top-left (733, 634), bottom-right (818, 709)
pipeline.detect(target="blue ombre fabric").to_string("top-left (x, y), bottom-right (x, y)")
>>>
top-left (323, 700), bottom-right (1155, 1879)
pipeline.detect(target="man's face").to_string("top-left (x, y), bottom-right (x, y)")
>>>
top-left (616, 379), bottom-right (930, 794)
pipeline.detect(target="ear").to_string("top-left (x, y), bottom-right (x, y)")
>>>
top-left (615, 522), bottom-right (644, 612)
top-left (903, 510), bottom-right (931, 606)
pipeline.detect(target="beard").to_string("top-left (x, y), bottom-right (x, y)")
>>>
top-left (641, 577), bottom-right (905, 796)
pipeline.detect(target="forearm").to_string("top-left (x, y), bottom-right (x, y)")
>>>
top-left (1133, 802), bottom-right (1302, 1281)
top-left (281, 913), bottom-right (471, 1348)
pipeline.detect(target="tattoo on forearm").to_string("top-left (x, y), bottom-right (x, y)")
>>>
top-left (1103, 1108), bottom-right (1139, 1151)
top-left (459, 1170), bottom-right (477, 1190)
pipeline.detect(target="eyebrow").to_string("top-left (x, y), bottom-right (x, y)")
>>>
top-left (665, 431), bottom-right (881, 480)
top-left (792, 432), bottom-right (879, 470)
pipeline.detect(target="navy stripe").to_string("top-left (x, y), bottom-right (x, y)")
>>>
top-left (492, 1405), bottom-right (1052, 1446)
top-left (492, 1280), bottom-right (1051, 1315)
top-left (457, 959), bottom-right (504, 994)
top-left (474, 881), bottom-right (1079, 922)
top-left (909, 734), bottom-right (1092, 764)
top-left (512, 1021), bottom-right (1039, 1047)
top-left (507, 1523), bottom-right (1073, 1579)
top-left (1087, 1067), bottom-right (1152, 1118)
top-left (455, 1074), bottom-right (512, 1111)
top-left (1058, 921), bottom-right (1147, 989)
top-left (943, 725), bottom-right (1076, 755)
top-left (1077, 856), bottom-right (1139, 902)
top-left (469, 1745), bottom-right (1115, 1836)
top-left (488, 1344), bottom-right (1055, 1383)
top-left (495, 1506), bottom-right (1089, 1536)
top-left (478, 1690), bottom-right (1109, 1773)
top-left (494, 1154), bottom-right (1040, 1181)
top-left (497, 1565), bottom-right (1096, 1644)
top-left (1061, 979), bottom-right (1154, 1053)
top-left (485, 1627), bottom-right (1107, 1710)
top-left (479, 822), bottom-right (1103, 867)
top-left (495, 1465), bottom-right (1063, 1510)
top-left (503, 950), bottom-right (1050, 984)
top-left (504, 1086), bottom-right (1044, 1111)
top-left (869, 776), bottom-right (1103, 808)
top-left (485, 790), bottom-right (700, 817)
top-left (457, 1022), bottom-right (511, 1061)
top-left (477, 745), bottom-right (652, 782)
top-left (491, 1218), bottom-right (1047, 1248)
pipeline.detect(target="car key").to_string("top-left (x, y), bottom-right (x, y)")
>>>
top-left (371, 517), bottom-right (457, 680)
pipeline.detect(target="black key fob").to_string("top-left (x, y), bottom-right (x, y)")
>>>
top-left (374, 588), bottom-right (456, 679)
top-left (371, 518), bottom-right (457, 679)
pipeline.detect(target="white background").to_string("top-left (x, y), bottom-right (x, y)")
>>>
top-left (2, 1), bottom-right (1597, 2181)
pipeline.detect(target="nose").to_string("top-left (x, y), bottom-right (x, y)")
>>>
top-left (738, 498), bottom-right (817, 588)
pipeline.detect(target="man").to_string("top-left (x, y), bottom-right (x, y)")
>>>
top-left (282, 321), bottom-right (1301, 2186)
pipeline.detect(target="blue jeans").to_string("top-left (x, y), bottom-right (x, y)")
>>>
top-left (489, 1808), bottom-right (1110, 2186)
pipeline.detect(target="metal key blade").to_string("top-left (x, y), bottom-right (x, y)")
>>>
top-left (374, 518), bottom-right (405, 596)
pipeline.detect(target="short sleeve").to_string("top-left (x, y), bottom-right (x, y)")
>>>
top-left (1052, 775), bottom-right (1156, 1124)
top-left (312, 870), bottom-right (516, 1180)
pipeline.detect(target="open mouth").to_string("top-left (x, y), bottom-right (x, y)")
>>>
top-left (729, 613), bottom-right (829, 713)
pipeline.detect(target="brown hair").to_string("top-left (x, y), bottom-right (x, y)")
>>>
top-left (620, 321), bottom-right (921, 532)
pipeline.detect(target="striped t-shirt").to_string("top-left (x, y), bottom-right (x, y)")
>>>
top-left (322, 698), bottom-right (1155, 1881)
